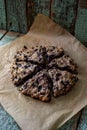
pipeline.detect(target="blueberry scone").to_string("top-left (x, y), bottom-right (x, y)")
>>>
top-left (46, 46), bottom-right (64, 62)
top-left (11, 45), bottom-right (78, 102)
top-left (11, 61), bottom-right (41, 86)
top-left (14, 46), bottom-right (46, 65)
top-left (20, 70), bottom-right (52, 102)
top-left (28, 46), bottom-right (46, 65)
top-left (14, 46), bottom-right (30, 62)
top-left (48, 68), bottom-right (78, 97)
top-left (48, 54), bottom-right (77, 74)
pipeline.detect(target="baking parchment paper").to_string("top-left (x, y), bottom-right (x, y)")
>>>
top-left (0, 14), bottom-right (87, 130)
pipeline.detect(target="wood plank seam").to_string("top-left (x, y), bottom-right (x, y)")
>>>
top-left (49, 0), bottom-right (52, 18)
top-left (0, 30), bottom-right (8, 40)
top-left (75, 110), bottom-right (83, 130)
top-left (73, 0), bottom-right (80, 35)
top-left (50, 0), bottom-right (80, 34)
top-left (26, 0), bottom-right (33, 31)
top-left (4, 0), bottom-right (8, 31)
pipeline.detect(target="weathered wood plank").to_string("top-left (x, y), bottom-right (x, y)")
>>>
top-left (57, 112), bottom-right (81, 130)
top-left (35, 0), bottom-right (50, 16)
top-left (0, 31), bottom-right (21, 129)
top-left (79, 0), bottom-right (87, 9)
top-left (15, 0), bottom-right (27, 33)
top-left (0, 30), bottom-right (6, 39)
top-left (0, 31), bottom-right (23, 46)
top-left (0, 0), bottom-right (6, 29)
top-left (75, 7), bottom-right (87, 45)
top-left (77, 106), bottom-right (87, 130)
top-left (5, 0), bottom-right (27, 33)
top-left (51, 0), bottom-right (79, 33)
top-left (0, 104), bottom-right (20, 130)
top-left (26, 0), bottom-right (51, 29)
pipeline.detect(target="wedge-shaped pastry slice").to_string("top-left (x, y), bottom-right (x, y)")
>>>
top-left (48, 55), bottom-right (77, 74)
top-left (46, 46), bottom-right (64, 62)
top-left (20, 70), bottom-right (52, 102)
top-left (28, 46), bottom-right (46, 65)
top-left (14, 46), bottom-right (30, 62)
top-left (48, 68), bottom-right (78, 97)
top-left (14, 46), bottom-right (46, 65)
top-left (11, 61), bottom-right (41, 86)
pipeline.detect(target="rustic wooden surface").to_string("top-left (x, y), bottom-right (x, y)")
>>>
top-left (74, 0), bottom-right (87, 45)
top-left (50, 0), bottom-right (79, 34)
top-left (0, 105), bottom-right (21, 130)
top-left (0, 0), bottom-right (87, 44)
top-left (0, 0), bottom-right (6, 30)
top-left (2, 0), bottom-right (27, 33)
top-left (0, 30), bottom-right (87, 130)
top-left (26, 0), bottom-right (51, 29)
top-left (0, 0), bottom-right (87, 129)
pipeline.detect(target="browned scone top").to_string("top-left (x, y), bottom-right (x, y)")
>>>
top-left (20, 70), bottom-right (52, 102)
top-left (48, 68), bottom-right (78, 97)
top-left (11, 61), bottom-right (41, 86)
top-left (11, 45), bottom-right (78, 102)
top-left (48, 54), bottom-right (77, 74)
top-left (46, 46), bottom-right (64, 63)
top-left (14, 46), bottom-right (46, 65)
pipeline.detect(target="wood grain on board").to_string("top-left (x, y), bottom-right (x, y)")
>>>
top-left (50, 0), bottom-right (79, 34)
top-left (0, 0), bottom-right (87, 129)
top-left (4, 0), bottom-right (27, 33)
top-left (0, 0), bottom-right (6, 30)
top-left (0, 0), bottom-right (87, 44)
top-left (77, 106), bottom-right (87, 130)
top-left (0, 105), bottom-right (21, 130)
top-left (79, 0), bottom-right (87, 9)
top-left (75, 0), bottom-right (87, 45)
top-left (26, 0), bottom-right (51, 30)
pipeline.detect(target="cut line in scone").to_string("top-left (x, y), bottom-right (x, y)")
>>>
top-left (10, 45), bottom-right (78, 102)
top-left (11, 61), bottom-right (42, 86)
top-left (14, 45), bottom-right (46, 65)
top-left (20, 70), bottom-right (52, 102)
top-left (48, 54), bottom-right (78, 74)
top-left (48, 68), bottom-right (78, 97)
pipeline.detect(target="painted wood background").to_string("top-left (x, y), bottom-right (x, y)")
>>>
top-left (0, 0), bottom-right (87, 130)
top-left (0, 0), bottom-right (87, 45)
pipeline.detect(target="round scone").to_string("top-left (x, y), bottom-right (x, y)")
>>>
top-left (28, 46), bottom-right (46, 65)
top-left (11, 61), bottom-right (41, 86)
top-left (11, 45), bottom-right (78, 102)
top-left (20, 70), bottom-right (52, 102)
top-left (48, 68), bottom-right (78, 97)
top-left (14, 46), bottom-right (30, 62)
top-left (46, 46), bottom-right (64, 63)
top-left (14, 46), bottom-right (46, 65)
top-left (48, 54), bottom-right (77, 74)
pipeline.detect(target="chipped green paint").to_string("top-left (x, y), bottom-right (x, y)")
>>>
top-left (0, 0), bottom-right (87, 45)
top-left (51, 0), bottom-right (78, 33)
top-left (35, 0), bottom-right (50, 16)
top-left (0, 0), bottom-right (6, 29)
top-left (77, 106), bottom-right (87, 130)
top-left (26, 0), bottom-right (50, 29)
top-left (5, 0), bottom-right (27, 33)
top-left (0, 105), bottom-right (20, 130)
top-left (0, 34), bottom-right (18, 46)
top-left (15, 0), bottom-right (28, 33)
top-left (5, 0), bottom-right (19, 32)
top-left (75, 8), bottom-right (87, 45)
top-left (57, 113), bottom-right (80, 130)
